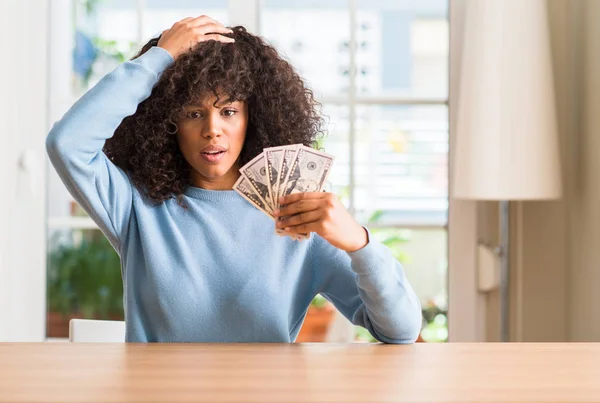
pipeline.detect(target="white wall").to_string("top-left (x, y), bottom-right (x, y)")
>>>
top-left (0, 0), bottom-right (49, 341)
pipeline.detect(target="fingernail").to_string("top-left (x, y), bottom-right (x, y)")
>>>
top-left (274, 209), bottom-right (280, 216)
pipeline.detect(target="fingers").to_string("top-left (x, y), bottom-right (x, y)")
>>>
top-left (279, 192), bottom-right (327, 206)
top-left (182, 19), bottom-right (233, 45)
top-left (274, 192), bottom-right (341, 239)
top-left (174, 15), bottom-right (218, 28)
top-left (194, 23), bottom-right (233, 36)
top-left (276, 210), bottom-right (323, 228)
top-left (187, 15), bottom-right (221, 27)
top-left (199, 33), bottom-right (235, 44)
top-left (177, 17), bottom-right (195, 25)
top-left (158, 16), bottom-right (233, 60)
top-left (283, 221), bottom-right (322, 235)
top-left (275, 199), bottom-right (321, 217)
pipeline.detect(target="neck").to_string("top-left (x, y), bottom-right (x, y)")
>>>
top-left (191, 168), bottom-right (240, 191)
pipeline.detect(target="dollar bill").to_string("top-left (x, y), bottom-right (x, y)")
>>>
top-left (233, 175), bottom-right (274, 218)
top-left (279, 145), bottom-right (333, 241)
top-left (276, 144), bottom-right (300, 208)
top-left (233, 175), bottom-right (302, 240)
top-left (239, 153), bottom-right (274, 212)
top-left (265, 146), bottom-right (296, 238)
top-left (234, 144), bottom-right (333, 242)
top-left (264, 146), bottom-right (285, 208)
top-left (280, 145), bottom-right (334, 199)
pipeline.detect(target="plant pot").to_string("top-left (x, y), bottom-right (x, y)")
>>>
top-left (46, 311), bottom-right (124, 338)
top-left (46, 312), bottom-right (73, 338)
top-left (296, 304), bottom-right (335, 342)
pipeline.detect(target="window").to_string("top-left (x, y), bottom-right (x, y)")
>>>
top-left (47, 0), bottom-right (448, 342)
top-left (261, 0), bottom-right (449, 342)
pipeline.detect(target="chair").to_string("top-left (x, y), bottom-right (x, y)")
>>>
top-left (69, 319), bottom-right (126, 342)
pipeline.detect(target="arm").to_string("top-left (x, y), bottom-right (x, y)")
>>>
top-left (277, 192), bottom-right (422, 343)
top-left (46, 16), bottom-right (233, 251)
top-left (310, 232), bottom-right (422, 344)
top-left (46, 46), bottom-right (174, 251)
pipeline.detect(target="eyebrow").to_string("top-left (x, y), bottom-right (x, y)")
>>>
top-left (185, 100), bottom-right (239, 109)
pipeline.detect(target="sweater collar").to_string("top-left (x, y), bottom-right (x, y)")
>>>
top-left (184, 186), bottom-right (240, 201)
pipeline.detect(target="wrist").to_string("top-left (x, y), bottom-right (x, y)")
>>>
top-left (343, 225), bottom-right (369, 253)
top-left (158, 45), bottom-right (178, 60)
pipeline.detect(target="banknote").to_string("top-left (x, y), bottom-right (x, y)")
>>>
top-left (264, 146), bottom-right (285, 208)
top-left (233, 175), bottom-right (274, 218)
top-left (276, 144), bottom-right (299, 208)
top-left (234, 144), bottom-right (334, 242)
top-left (239, 153), bottom-right (274, 212)
top-left (234, 173), bottom-right (301, 240)
top-left (280, 145), bottom-right (334, 199)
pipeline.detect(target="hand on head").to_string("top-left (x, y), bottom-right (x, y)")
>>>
top-left (157, 15), bottom-right (234, 60)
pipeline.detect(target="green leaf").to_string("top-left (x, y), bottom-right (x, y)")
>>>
top-left (310, 294), bottom-right (329, 309)
top-left (47, 231), bottom-right (123, 319)
top-left (367, 210), bottom-right (385, 223)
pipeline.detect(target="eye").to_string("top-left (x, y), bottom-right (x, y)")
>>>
top-left (223, 108), bottom-right (237, 117)
top-left (186, 111), bottom-right (203, 119)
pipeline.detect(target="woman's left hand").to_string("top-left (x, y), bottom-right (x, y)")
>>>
top-left (275, 192), bottom-right (368, 252)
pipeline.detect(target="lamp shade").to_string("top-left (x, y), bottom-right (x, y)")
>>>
top-left (453, 0), bottom-right (562, 200)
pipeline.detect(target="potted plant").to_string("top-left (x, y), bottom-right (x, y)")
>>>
top-left (296, 294), bottom-right (335, 342)
top-left (420, 298), bottom-right (448, 342)
top-left (47, 230), bottom-right (124, 337)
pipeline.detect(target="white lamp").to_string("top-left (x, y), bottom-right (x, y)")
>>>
top-left (453, 0), bottom-right (562, 341)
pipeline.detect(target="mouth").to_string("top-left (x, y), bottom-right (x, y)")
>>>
top-left (200, 145), bottom-right (228, 163)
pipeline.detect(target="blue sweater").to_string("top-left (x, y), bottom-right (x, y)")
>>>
top-left (46, 46), bottom-right (422, 343)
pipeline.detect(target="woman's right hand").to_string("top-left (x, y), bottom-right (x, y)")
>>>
top-left (157, 16), bottom-right (234, 60)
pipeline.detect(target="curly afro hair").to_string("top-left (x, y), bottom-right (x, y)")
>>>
top-left (104, 26), bottom-right (325, 205)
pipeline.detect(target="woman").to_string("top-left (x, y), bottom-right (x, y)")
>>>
top-left (46, 16), bottom-right (422, 343)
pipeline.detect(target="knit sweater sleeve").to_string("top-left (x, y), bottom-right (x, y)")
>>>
top-left (46, 47), bottom-right (174, 250)
top-left (310, 229), bottom-right (422, 343)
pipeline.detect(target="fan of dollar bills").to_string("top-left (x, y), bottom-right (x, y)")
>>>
top-left (233, 144), bottom-right (334, 238)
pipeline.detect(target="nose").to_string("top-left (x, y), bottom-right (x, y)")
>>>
top-left (202, 114), bottom-right (223, 139)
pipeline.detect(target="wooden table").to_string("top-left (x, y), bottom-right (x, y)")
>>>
top-left (1, 343), bottom-right (600, 402)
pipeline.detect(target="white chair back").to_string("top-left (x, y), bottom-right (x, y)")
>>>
top-left (69, 319), bottom-right (126, 342)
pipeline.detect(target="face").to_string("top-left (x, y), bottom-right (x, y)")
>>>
top-left (176, 94), bottom-right (248, 190)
